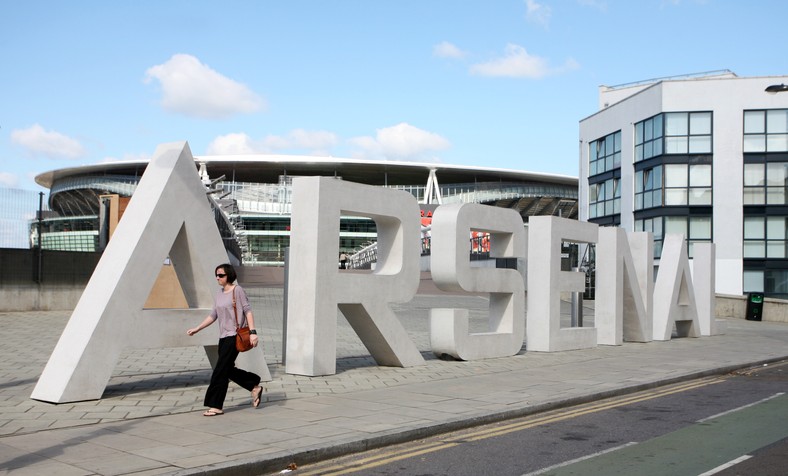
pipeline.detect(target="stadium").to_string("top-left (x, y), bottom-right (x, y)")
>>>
top-left (34, 154), bottom-right (579, 266)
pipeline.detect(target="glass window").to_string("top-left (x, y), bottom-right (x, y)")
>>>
top-left (744, 216), bottom-right (788, 260)
top-left (689, 217), bottom-right (712, 239)
top-left (744, 217), bottom-right (764, 239)
top-left (767, 163), bottom-right (787, 186)
top-left (588, 177), bottom-right (620, 220)
top-left (666, 137), bottom-right (687, 154)
top-left (653, 165), bottom-right (663, 187)
top-left (689, 188), bottom-right (712, 205)
top-left (744, 164), bottom-right (765, 186)
top-left (637, 215), bottom-right (710, 258)
top-left (744, 188), bottom-right (765, 205)
top-left (746, 161), bottom-right (788, 205)
top-left (589, 131), bottom-right (621, 176)
top-left (665, 189), bottom-right (687, 205)
top-left (766, 270), bottom-right (788, 295)
top-left (768, 242), bottom-right (786, 259)
top-left (665, 164), bottom-right (688, 187)
top-left (665, 113), bottom-right (688, 136)
top-left (744, 135), bottom-right (766, 152)
top-left (690, 112), bottom-right (712, 135)
top-left (767, 217), bottom-right (786, 239)
top-left (767, 134), bottom-right (788, 151)
top-left (766, 187), bottom-right (786, 205)
top-left (767, 109), bottom-right (788, 133)
top-left (589, 183), bottom-right (599, 202)
top-left (665, 216), bottom-right (687, 236)
top-left (689, 164), bottom-right (712, 186)
top-left (744, 109), bottom-right (788, 152)
top-left (743, 270), bottom-right (764, 293)
top-left (744, 241), bottom-right (766, 258)
top-left (635, 166), bottom-right (660, 210)
top-left (689, 136), bottom-right (712, 153)
top-left (635, 115), bottom-right (664, 162)
top-left (744, 111), bottom-right (765, 133)
top-left (662, 112), bottom-right (712, 154)
top-left (654, 115), bottom-right (663, 138)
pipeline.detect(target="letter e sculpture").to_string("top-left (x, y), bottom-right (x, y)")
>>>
top-left (526, 216), bottom-right (598, 352)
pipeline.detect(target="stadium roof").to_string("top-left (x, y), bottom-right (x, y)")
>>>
top-left (35, 154), bottom-right (577, 189)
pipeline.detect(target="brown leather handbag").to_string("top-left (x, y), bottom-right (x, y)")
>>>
top-left (233, 287), bottom-right (253, 352)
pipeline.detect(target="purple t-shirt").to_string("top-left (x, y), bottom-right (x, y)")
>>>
top-left (210, 285), bottom-right (252, 338)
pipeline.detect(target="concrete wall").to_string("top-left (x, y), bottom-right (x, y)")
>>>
top-left (716, 294), bottom-right (788, 324)
top-left (6, 260), bottom-right (788, 323)
top-left (0, 284), bottom-right (87, 312)
top-left (0, 266), bottom-right (286, 312)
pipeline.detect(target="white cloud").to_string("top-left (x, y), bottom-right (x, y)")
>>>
top-left (206, 133), bottom-right (258, 155)
top-left (144, 54), bottom-right (265, 119)
top-left (0, 172), bottom-right (18, 188)
top-left (525, 0), bottom-right (552, 28)
top-left (349, 123), bottom-right (450, 161)
top-left (10, 124), bottom-right (86, 159)
top-left (470, 44), bottom-right (579, 79)
top-left (433, 41), bottom-right (467, 59)
top-left (206, 129), bottom-right (339, 155)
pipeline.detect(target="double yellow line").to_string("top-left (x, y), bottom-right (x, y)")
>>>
top-left (298, 376), bottom-right (727, 476)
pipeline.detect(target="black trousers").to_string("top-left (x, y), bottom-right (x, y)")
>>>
top-left (204, 335), bottom-right (261, 409)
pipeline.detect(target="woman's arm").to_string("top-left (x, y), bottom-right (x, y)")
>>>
top-left (186, 315), bottom-right (216, 336)
top-left (245, 310), bottom-right (259, 347)
top-left (237, 286), bottom-right (259, 347)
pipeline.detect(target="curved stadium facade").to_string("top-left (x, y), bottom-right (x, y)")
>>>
top-left (35, 155), bottom-right (578, 266)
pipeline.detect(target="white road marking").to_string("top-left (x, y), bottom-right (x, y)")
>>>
top-left (697, 392), bottom-right (784, 423)
top-left (697, 455), bottom-right (753, 476)
top-left (521, 442), bottom-right (638, 476)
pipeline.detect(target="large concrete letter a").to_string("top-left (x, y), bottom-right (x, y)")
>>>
top-left (286, 177), bottom-right (424, 376)
top-left (32, 142), bottom-right (270, 403)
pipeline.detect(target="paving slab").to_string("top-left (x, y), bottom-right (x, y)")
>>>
top-left (0, 290), bottom-right (786, 475)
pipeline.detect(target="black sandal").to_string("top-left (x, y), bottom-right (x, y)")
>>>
top-left (252, 386), bottom-right (263, 408)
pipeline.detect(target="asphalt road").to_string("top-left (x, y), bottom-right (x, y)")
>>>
top-left (286, 360), bottom-right (788, 476)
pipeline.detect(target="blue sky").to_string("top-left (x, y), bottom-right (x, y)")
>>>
top-left (1, 0), bottom-right (787, 192)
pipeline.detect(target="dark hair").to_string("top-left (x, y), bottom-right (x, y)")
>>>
top-left (215, 263), bottom-right (237, 284)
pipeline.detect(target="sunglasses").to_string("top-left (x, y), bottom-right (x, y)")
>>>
top-left (215, 273), bottom-right (227, 278)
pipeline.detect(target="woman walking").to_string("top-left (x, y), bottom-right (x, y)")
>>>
top-left (187, 263), bottom-right (263, 416)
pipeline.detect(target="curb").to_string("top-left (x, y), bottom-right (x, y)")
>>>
top-left (165, 356), bottom-right (787, 476)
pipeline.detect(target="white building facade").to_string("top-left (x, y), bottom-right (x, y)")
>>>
top-left (579, 72), bottom-right (788, 298)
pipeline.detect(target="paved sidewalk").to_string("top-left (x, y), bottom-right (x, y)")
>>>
top-left (1, 289), bottom-right (787, 475)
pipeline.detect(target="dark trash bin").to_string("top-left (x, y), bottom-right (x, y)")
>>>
top-left (745, 292), bottom-right (764, 321)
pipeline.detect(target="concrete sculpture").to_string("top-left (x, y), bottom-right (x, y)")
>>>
top-left (32, 145), bottom-right (721, 399)
top-left (692, 243), bottom-right (723, 336)
top-left (653, 234), bottom-right (701, 340)
top-left (32, 142), bottom-right (270, 403)
top-left (526, 216), bottom-right (599, 352)
top-left (285, 176), bottom-right (424, 376)
top-left (595, 228), bottom-right (653, 345)
top-left (429, 203), bottom-right (526, 360)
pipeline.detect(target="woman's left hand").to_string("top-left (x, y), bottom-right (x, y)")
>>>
top-left (250, 334), bottom-right (259, 347)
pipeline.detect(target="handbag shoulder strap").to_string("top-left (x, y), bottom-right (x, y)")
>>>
top-left (231, 285), bottom-right (241, 329)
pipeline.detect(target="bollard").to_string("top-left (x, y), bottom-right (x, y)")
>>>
top-left (282, 247), bottom-right (289, 364)
top-left (571, 267), bottom-right (583, 327)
